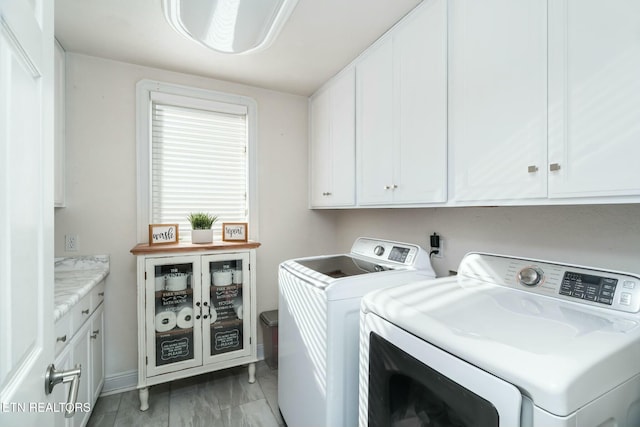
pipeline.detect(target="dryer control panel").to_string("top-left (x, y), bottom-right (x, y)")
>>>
top-left (459, 253), bottom-right (640, 314)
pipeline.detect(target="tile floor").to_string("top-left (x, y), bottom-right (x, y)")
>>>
top-left (87, 362), bottom-right (284, 427)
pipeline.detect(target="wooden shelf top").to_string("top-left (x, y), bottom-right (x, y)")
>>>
top-left (131, 240), bottom-right (261, 255)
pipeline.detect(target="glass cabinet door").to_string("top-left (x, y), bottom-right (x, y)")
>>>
top-left (145, 256), bottom-right (202, 376)
top-left (202, 252), bottom-right (251, 364)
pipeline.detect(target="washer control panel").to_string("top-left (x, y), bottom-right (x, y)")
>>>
top-left (459, 253), bottom-right (640, 314)
top-left (351, 237), bottom-right (430, 269)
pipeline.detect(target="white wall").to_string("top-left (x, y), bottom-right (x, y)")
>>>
top-left (54, 53), bottom-right (338, 383)
top-left (331, 204), bottom-right (640, 277)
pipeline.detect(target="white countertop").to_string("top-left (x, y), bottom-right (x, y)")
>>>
top-left (54, 255), bottom-right (110, 321)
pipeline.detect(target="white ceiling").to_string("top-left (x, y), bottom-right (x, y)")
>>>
top-left (54, 0), bottom-right (422, 96)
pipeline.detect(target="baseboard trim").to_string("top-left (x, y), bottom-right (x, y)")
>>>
top-left (101, 344), bottom-right (265, 397)
top-left (101, 370), bottom-right (138, 396)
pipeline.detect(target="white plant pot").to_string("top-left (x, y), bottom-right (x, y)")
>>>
top-left (191, 229), bottom-right (213, 244)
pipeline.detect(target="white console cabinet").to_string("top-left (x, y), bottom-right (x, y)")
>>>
top-left (131, 242), bottom-right (260, 411)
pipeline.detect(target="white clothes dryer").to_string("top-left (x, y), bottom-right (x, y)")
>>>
top-left (278, 237), bottom-right (436, 427)
top-left (360, 252), bottom-right (640, 427)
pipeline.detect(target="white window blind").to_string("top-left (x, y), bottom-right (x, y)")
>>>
top-left (151, 101), bottom-right (248, 241)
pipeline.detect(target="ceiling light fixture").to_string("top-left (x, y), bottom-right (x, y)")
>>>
top-left (162, 0), bottom-right (299, 55)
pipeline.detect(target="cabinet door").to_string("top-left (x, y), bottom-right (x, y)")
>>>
top-left (393, 0), bottom-right (448, 204)
top-left (327, 68), bottom-right (356, 206)
top-left (548, 0), bottom-right (640, 198)
top-left (310, 68), bottom-right (356, 208)
top-left (53, 346), bottom-right (72, 427)
top-left (90, 305), bottom-right (104, 404)
top-left (357, 37), bottom-right (395, 205)
top-left (145, 256), bottom-right (202, 376)
top-left (450, 0), bottom-right (547, 202)
top-left (202, 252), bottom-right (252, 365)
top-left (309, 86), bottom-right (331, 206)
top-left (72, 321), bottom-right (91, 427)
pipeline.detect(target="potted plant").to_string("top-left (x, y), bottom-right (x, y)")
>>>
top-left (187, 212), bottom-right (218, 244)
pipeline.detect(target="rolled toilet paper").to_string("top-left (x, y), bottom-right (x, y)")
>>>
top-left (155, 275), bottom-right (165, 291)
top-left (155, 311), bottom-right (177, 333)
top-left (232, 269), bottom-right (242, 284)
top-left (233, 298), bottom-right (243, 320)
top-left (212, 270), bottom-right (232, 286)
top-left (176, 307), bottom-right (194, 329)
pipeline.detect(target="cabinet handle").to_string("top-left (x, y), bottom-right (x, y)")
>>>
top-left (528, 165), bottom-right (539, 173)
top-left (384, 185), bottom-right (398, 190)
top-left (56, 335), bottom-right (67, 343)
top-left (384, 185), bottom-right (391, 190)
top-left (98, 292), bottom-right (104, 297)
top-left (392, 184), bottom-right (398, 189)
top-left (550, 163), bottom-right (561, 172)
top-left (82, 309), bottom-right (89, 315)
top-left (45, 364), bottom-right (82, 418)
top-left (90, 333), bottom-right (98, 339)
top-left (322, 192), bottom-right (332, 196)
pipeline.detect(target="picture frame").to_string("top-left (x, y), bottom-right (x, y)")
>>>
top-left (149, 224), bottom-right (179, 245)
top-left (222, 222), bottom-right (248, 242)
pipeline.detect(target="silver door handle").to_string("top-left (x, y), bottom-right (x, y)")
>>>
top-left (45, 363), bottom-right (82, 418)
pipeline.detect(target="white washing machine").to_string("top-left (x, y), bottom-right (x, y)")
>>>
top-left (278, 237), bottom-right (436, 427)
top-left (359, 252), bottom-right (640, 427)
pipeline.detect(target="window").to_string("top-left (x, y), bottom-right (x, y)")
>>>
top-left (137, 80), bottom-right (257, 242)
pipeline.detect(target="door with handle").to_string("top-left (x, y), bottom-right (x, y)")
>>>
top-left (0, 0), bottom-right (56, 426)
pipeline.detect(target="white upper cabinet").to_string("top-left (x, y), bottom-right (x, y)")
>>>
top-left (357, 0), bottom-right (447, 205)
top-left (449, 0), bottom-right (548, 202)
top-left (309, 67), bottom-right (356, 207)
top-left (548, 0), bottom-right (640, 199)
top-left (356, 37), bottom-right (394, 205)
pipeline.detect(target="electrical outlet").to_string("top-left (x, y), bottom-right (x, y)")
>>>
top-left (433, 238), bottom-right (444, 258)
top-left (65, 234), bottom-right (79, 252)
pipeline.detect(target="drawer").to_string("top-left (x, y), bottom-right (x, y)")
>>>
top-left (71, 293), bottom-right (92, 334)
top-left (90, 280), bottom-right (105, 312)
top-left (54, 312), bottom-right (72, 355)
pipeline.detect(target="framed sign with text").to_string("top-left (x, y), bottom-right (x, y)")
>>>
top-left (222, 223), bottom-right (248, 242)
top-left (149, 224), bottom-right (179, 245)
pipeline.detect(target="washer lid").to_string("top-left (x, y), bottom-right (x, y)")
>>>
top-left (363, 275), bottom-right (640, 417)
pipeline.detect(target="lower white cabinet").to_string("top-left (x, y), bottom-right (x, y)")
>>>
top-left (53, 283), bottom-right (105, 427)
top-left (133, 245), bottom-right (259, 411)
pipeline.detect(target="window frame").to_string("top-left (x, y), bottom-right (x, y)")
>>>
top-left (136, 79), bottom-right (258, 243)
